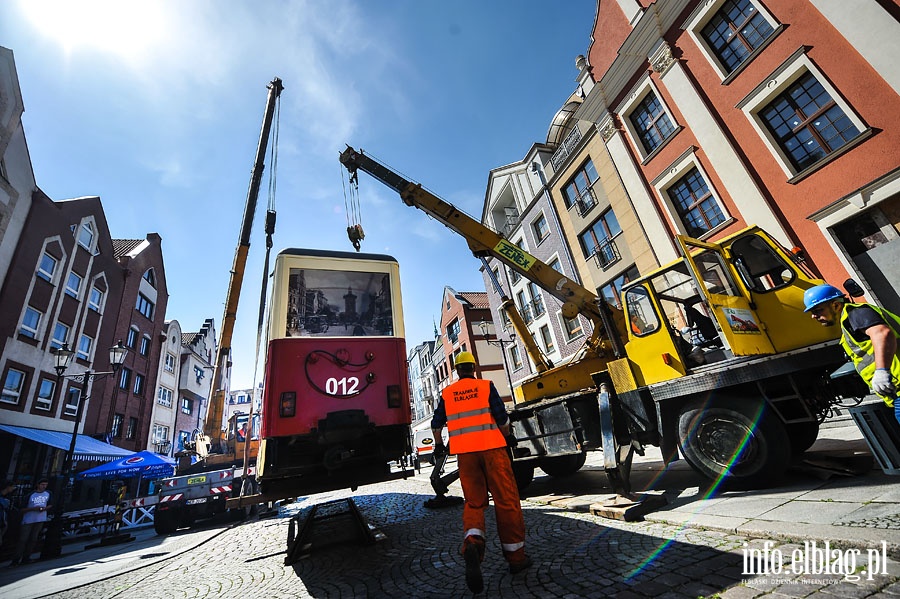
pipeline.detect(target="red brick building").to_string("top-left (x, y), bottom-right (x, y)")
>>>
top-left (577, 0), bottom-right (900, 312)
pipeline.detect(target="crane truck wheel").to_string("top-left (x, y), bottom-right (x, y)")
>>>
top-left (786, 420), bottom-right (820, 454)
top-left (229, 478), bottom-right (259, 522)
top-left (539, 452), bottom-right (587, 478)
top-left (153, 509), bottom-right (178, 535)
top-left (677, 396), bottom-right (790, 489)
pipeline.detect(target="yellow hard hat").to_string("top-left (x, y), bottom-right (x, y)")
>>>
top-left (454, 351), bottom-right (476, 366)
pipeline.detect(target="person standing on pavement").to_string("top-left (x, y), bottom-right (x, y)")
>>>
top-left (804, 284), bottom-right (900, 423)
top-left (431, 351), bottom-right (531, 594)
top-left (0, 479), bottom-right (15, 547)
top-left (8, 478), bottom-right (51, 566)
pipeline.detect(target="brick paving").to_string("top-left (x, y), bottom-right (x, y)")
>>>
top-left (34, 474), bottom-right (900, 599)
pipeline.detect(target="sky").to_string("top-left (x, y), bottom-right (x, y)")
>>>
top-left (1, 0), bottom-right (597, 389)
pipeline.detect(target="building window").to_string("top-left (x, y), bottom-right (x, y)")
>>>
top-left (561, 314), bottom-right (584, 341)
top-left (686, 0), bottom-right (780, 80)
top-left (51, 322), bottom-right (70, 350)
top-left (701, 0), bottom-right (774, 74)
top-left (126, 417), bottom-right (137, 439)
top-left (579, 209), bottom-right (622, 260)
top-left (667, 168), bottom-right (727, 237)
top-left (738, 51), bottom-right (867, 179)
top-left (538, 324), bottom-right (555, 354)
top-left (562, 160), bottom-right (599, 211)
top-left (136, 293), bottom-right (155, 319)
top-left (158, 386), bottom-right (173, 407)
top-left (629, 92), bottom-right (676, 154)
top-left (164, 353), bottom-right (176, 372)
top-left (65, 272), bottom-right (83, 298)
top-left (63, 388), bottom-right (81, 417)
top-left (139, 336), bottom-right (151, 356)
top-left (20, 307), bottom-right (42, 339)
top-left (37, 253), bottom-right (57, 282)
top-left (446, 319), bottom-right (461, 345)
top-left (126, 327), bottom-right (139, 349)
top-left (118, 367), bottom-right (132, 391)
top-left (2, 368), bottom-right (26, 405)
top-left (599, 266), bottom-right (641, 311)
top-left (516, 290), bottom-right (532, 324)
top-left (143, 269), bottom-right (156, 287)
top-left (108, 413), bottom-right (122, 438)
top-left (531, 213), bottom-right (549, 243)
top-left (133, 373), bottom-right (146, 396)
top-left (509, 346), bottom-right (523, 371)
top-left (77, 221), bottom-right (95, 250)
top-left (181, 397), bottom-right (193, 415)
top-left (76, 334), bottom-right (93, 361)
top-left (88, 287), bottom-right (104, 312)
top-left (152, 424), bottom-right (169, 445)
top-left (549, 257), bottom-right (563, 274)
top-left (194, 366), bottom-right (205, 384)
top-left (527, 282), bottom-right (545, 318)
top-left (35, 378), bottom-right (55, 411)
top-left (758, 72), bottom-right (861, 172)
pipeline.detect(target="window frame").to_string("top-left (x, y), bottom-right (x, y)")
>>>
top-left (738, 50), bottom-right (868, 180)
top-left (2, 367), bottom-right (27, 405)
top-left (652, 150), bottom-right (731, 239)
top-left (164, 353), bottom-right (177, 373)
top-left (618, 78), bottom-right (679, 162)
top-left (20, 307), bottom-right (42, 339)
top-left (77, 220), bottom-right (95, 251)
top-left (157, 386), bottom-right (173, 407)
top-left (531, 212), bottom-right (550, 244)
top-left (88, 287), bottom-right (105, 312)
top-left (63, 387), bottom-right (81, 417)
top-left (683, 0), bottom-right (781, 82)
top-left (561, 159), bottom-right (600, 211)
top-left (133, 373), bottom-right (146, 396)
top-left (136, 293), bottom-right (155, 319)
top-left (35, 378), bottom-right (56, 411)
top-left (76, 334), bottom-right (93, 361)
top-left (538, 324), bottom-right (555, 354)
top-left (37, 253), bottom-right (58, 282)
top-left (51, 322), bottom-right (71, 350)
top-left (559, 313), bottom-right (585, 342)
top-left (126, 327), bottom-right (140, 349)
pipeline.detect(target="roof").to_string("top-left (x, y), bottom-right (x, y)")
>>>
top-left (112, 239), bottom-right (143, 258)
top-left (182, 332), bottom-right (200, 346)
top-left (0, 424), bottom-right (134, 462)
top-left (457, 291), bottom-right (489, 310)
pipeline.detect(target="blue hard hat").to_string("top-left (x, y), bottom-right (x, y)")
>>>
top-left (803, 284), bottom-right (844, 312)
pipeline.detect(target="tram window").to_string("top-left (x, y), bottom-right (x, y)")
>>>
top-left (694, 250), bottom-right (739, 296)
top-left (285, 268), bottom-right (394, 337)
top-left (624, 286), bottom-right (660, 336)
top-left (729, 234), bottom-right (794, 292)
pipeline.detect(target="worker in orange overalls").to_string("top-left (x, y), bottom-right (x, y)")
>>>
top-left (431, 351), bottom-right (532, 594)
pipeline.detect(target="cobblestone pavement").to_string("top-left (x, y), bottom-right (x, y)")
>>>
top-left (40, 475), bottom-right (900, 599)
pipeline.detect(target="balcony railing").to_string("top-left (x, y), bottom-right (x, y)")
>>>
top-left (576, 188), bottom-right (598, 217)
top-left (551, 124), bottom-right (583, 171)
top-left (593, 237), bottom-right (621, 270)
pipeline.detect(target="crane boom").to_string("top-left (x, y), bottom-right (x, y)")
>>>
top-left (204, 77), bottom-right (284, 444)
top-left (339, 146), bottom-right (628, 402)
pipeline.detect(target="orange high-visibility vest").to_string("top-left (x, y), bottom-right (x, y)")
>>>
top-left (441, 378), bottom-right (506, 455)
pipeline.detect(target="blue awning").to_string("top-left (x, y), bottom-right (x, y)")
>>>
top-left (0, 424), bottom-right (134, 462)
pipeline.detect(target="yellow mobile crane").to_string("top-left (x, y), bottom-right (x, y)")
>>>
top-left (339, 147), bottom-right (868, 500)
top-left (154, 78), bottom-right (283, 535)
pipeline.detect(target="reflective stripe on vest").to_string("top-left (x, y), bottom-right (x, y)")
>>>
top-left (441, 378), bottom-right (506, 454)
top-left (840, 303), bottom-right (900, 406)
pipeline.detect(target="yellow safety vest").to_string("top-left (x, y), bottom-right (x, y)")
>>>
top-left (441, 378), bottom-right (506, 455)
top-left (840, 303), bottom-right (900, 407)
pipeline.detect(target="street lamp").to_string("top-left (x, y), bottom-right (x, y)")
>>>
top-left (478, 321), bottom-right (516, 397)
top-left (41, 340), bottom-right (128, 559)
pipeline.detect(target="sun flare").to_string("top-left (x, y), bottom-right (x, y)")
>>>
top-left (20, 0), bottom-right (167, 62)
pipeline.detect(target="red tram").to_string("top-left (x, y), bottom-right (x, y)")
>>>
top-left (256, 248), bottom-right (412, 495)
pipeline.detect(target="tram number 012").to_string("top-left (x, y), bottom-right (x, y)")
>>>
top-left (326, 376), bottom-right (360, 396)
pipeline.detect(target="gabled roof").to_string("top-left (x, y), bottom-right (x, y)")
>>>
top-left (457, 291), bottom-right (489, 310)
top-left (112, 239), bottom-right (143, 258)
top-left (182, 332), bottom-right (200, 346)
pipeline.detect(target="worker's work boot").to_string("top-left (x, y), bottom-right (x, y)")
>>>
top-left (463, 541), bottom-right (484, 594)
top-left (508, 555), bottom-right (533, 574)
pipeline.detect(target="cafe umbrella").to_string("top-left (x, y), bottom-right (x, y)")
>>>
top-left (77, 450), bottom-right (175, 481)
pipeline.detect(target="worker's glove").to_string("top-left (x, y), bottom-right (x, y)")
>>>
top-left (432, 444), bottom-right (448, 460)
top-left (505, 434), bottom-right (518, 449)
top-left (872, 369), bottom-right (897, 397)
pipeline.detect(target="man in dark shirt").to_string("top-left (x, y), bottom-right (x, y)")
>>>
top-left (804, 284), bottom-right (900, 423)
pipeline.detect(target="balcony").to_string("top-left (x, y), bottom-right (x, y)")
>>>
top-left (593, 237), bottom-right (621, 270)
top-left (550, 124), bottom-right (583, 171)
